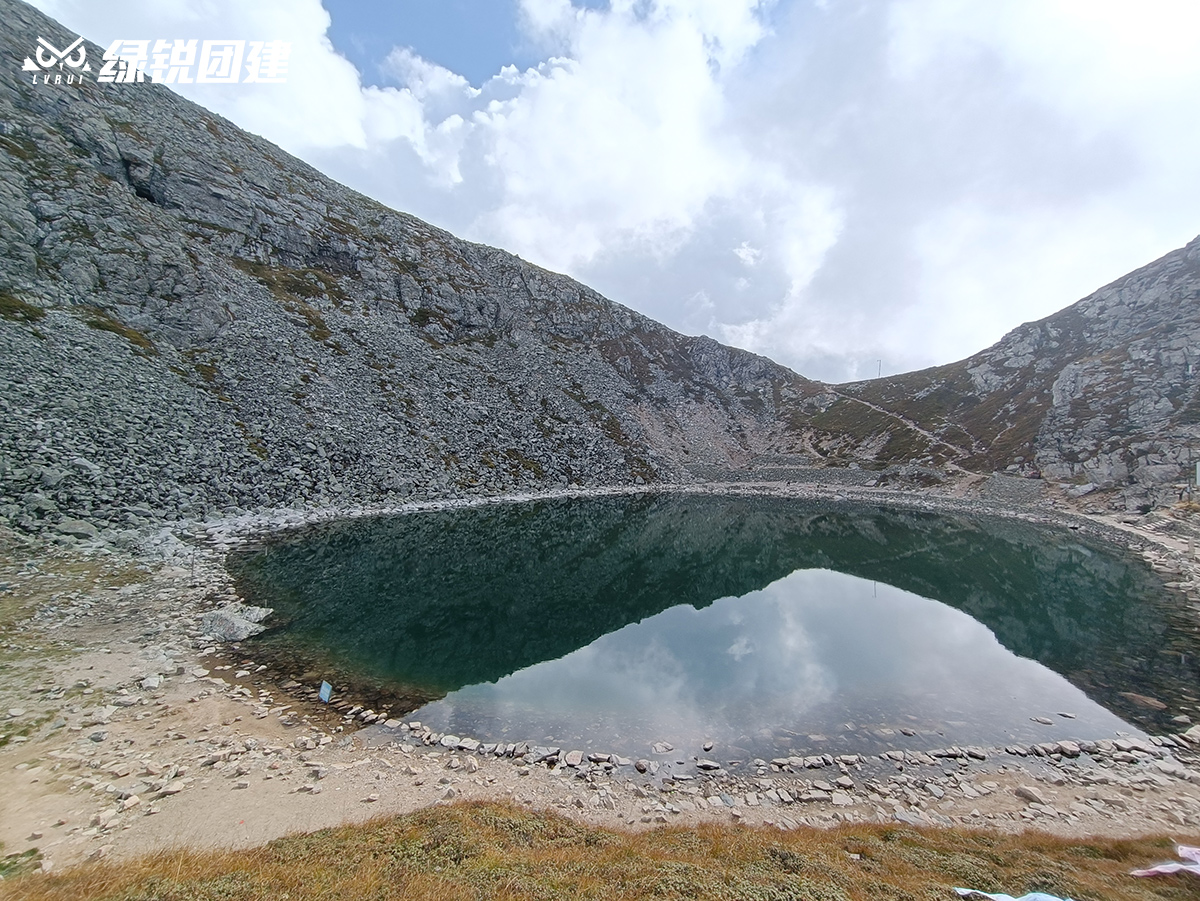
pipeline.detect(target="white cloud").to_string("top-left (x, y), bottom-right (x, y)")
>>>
top-left (459, 0), bottom-right (803, 275)
top-left (34, 0), bottom-right (375, 150)
top-left (28, 0), bottom-right (1200, 382)
top-left (891, 0), bottom-right (1200, 118)
top-left (709, 0), bottom-right (1200, 378)
top-left (733, 242), bottom-right (762, 267)
top-left (517, 0), bottom-right (585, 42)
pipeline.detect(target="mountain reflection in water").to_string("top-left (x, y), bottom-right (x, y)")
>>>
top-left (228, 495), bottom-right (1194, 753)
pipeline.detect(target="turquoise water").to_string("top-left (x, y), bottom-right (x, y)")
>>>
top-left (228, 495), bottom-right (1193, 757)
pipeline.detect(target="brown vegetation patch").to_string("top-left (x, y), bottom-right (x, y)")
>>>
top-left (0, 292), bottom-right (46, 323)
top-left (807, 400), bottom-right (894, 442)
top-left (233, 258), bottom-right (344, 343)
top-left (107, 119), bottom-right (148, 143)
top-left (504, 447), bottom-right (546, 477)
top-left (180, 350), bottom-right (232, 402)
top-left (77, 307), bottom-right (156, 355)
top-left (5, 802), bottom-right (1197, 901)
top-left (0, 133), bottom-right (39, 162)
top-left (232, 258), bottom-right (348, 305)
top-left (564, 383), bottom-right (657, 481)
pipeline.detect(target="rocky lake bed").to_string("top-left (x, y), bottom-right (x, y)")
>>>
top-left (3, 482), bottom-right (1200, 875)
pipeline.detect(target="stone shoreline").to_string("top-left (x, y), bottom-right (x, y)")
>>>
top-left (2, 483), bottom-right (1200, 873)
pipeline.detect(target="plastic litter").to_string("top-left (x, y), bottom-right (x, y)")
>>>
top-left (953, 889), bottom-right (1073, 901)
top-left (1130, 843), bottom-right (1200, 878)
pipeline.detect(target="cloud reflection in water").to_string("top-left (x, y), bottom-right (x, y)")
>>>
top-left (416, 568), bottom-right (1134, 756)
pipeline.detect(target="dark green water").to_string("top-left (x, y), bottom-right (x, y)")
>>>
top-left (228, 495), bottom-right (1197, 758)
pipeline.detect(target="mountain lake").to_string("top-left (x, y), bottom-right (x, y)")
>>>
top-left (227, 495), bottom-right (1198, 760)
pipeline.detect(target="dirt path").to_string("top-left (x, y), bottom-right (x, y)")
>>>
top-left (826, 391), bottom-right (974, 470)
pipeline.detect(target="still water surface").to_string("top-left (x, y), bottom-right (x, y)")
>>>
top-left (229, 495), bottom-right (1194, 758)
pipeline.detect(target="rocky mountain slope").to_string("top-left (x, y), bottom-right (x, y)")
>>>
top-left (830, 242), bottom-right (1200, 509)
top-left (0, 0), bottom-right (1196, 537)
top-left (0, 0), bottom-right (836, 533)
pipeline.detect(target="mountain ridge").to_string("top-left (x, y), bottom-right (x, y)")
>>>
top-left (0, 0), bottom-right (830, 531)
top-left (0, 0), bottom-right (1196, 537)
top-left (837, 237), bottom-right (1200, 504)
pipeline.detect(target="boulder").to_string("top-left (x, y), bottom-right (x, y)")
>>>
top-left (1015, 785), bottom-right (1047, 805)
top-left (200, 603), bottom-right (273, 641)
top-left (56, 519), bottom-right (97, 539)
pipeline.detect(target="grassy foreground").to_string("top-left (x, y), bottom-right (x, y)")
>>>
top-left (3, 802), bottom-right (1197, 901)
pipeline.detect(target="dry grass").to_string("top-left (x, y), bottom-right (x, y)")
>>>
top-left (0, 292), bottom-right (46, 324)
top-left (77, 307), bottom-right (156, 355)
top-left (5, 802), bottom-right (1198, 901)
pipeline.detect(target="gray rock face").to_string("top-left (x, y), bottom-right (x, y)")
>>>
top-left (0, 0), bottom-right (1195, 530)
top-left (839, 239), bottom-right (1200, 508)
top-left (0, 0), bottom-right (838, 535)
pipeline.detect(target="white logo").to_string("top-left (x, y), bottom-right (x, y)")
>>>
top-left (18, 35), bottom-right (290, 86)
top-left (99, 39), bottom-right (291, 84)
top-left (22, 35), bottom-right (92, 84)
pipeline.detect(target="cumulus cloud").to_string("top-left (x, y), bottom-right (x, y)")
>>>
top-left (470, 2), bottom-right (798, 271)
top-left (30, 0), bottom-right (1200, 381)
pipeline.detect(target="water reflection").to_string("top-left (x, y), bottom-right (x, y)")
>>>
top-left (227, 494), bottom-right (1195, 754)
top-left (416, 569), bottom-right (1135, 756)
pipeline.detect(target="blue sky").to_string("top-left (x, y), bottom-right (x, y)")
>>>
top-left (29, 0), bottom-right (1200, 383)
top-left (323, 0), bottom-right (589, 87)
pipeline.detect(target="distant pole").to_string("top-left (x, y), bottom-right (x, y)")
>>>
top-left (877, 360), bottom-right (882, 379)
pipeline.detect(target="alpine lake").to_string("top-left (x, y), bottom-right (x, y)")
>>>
top-left (227, 494), bottom-right (1200, 761)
